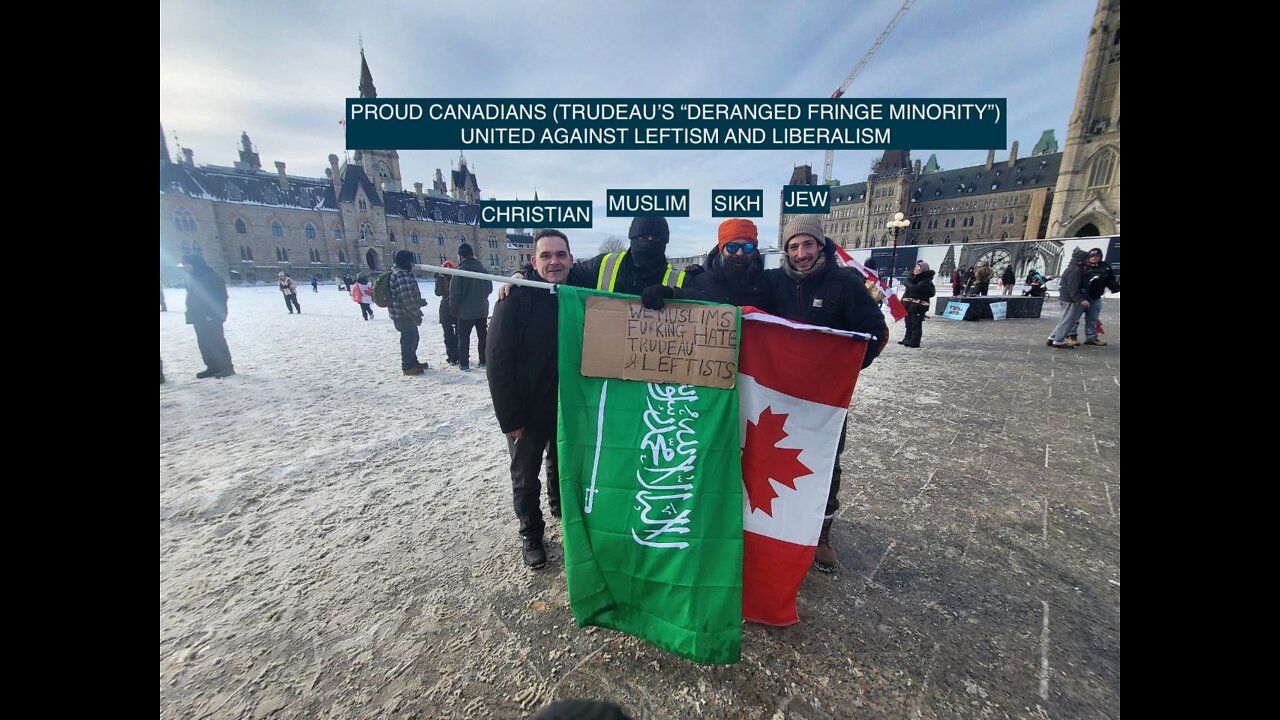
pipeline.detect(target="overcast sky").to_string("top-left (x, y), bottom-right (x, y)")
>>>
top-left (160, 0), bottom-right (1100, 258)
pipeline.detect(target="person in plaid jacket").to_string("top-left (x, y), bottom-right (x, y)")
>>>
top-left (388, 250), bottom-right (429, 375)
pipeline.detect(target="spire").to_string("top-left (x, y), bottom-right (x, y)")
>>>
top-left (237, 131), bottom-right (261, 171)
top-left (160, 122), bottom-right (171, 164)
top-left (359, 44), bottom-right (377, 99)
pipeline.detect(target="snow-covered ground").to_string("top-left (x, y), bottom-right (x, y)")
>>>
top-left (161, 280), bottom-right (1120, 718)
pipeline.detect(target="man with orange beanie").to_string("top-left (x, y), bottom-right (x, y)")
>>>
top-left (679, 218), bottom-right (773, 308)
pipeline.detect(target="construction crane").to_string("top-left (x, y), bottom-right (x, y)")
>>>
top-left (823, 0), bottom-right (915, 186)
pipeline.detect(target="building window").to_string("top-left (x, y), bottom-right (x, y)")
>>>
top-left (439, 253), bottom-right (446, 264)
top-left (389, 230), bottom-right (396, 244)
top-left (272, 221), bottom-right (283, 238)
top-left (235, 218), bottom-right (247, 234)
top-left (437, 233), bottom-right (444, 246)
top-left (338, 250), bottom-right (347, 263)
top-left (263, 187), bottom-right (278, 204)
top-left (358, 198), bottom-right (367, 211)
top-left (360, 222), bottom-right (373, 241)
top-left (227, 183), bottom-right (244, 202)
top-left (275, 247), bottom-right (283, 262)
top-left (305, 224), bottom-right (316, 239)
top-left (240, 246), bottom-right (247, 261)
top-left (1088, 149), bottom-right (1117, 189)
top-left (334, 227), bottom-right (343, 240)
top-left (174, 209), bottom-right (196, 232)
top-left (411, 231), bottom-right (419, 245)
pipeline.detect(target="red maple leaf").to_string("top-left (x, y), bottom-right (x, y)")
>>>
top-left (743, 407), bottom-right (812, 516)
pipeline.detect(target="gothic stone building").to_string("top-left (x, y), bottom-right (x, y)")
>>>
top-left (160, 50), bottom-right (535, 285)
top-left (778, 0), bottom-right (1119, 254)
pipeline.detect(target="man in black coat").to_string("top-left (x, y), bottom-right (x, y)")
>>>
top-left (899, 261), bottom-right (936, 348)
top-left (183, 255), bottom-right (234, 379)
top-left (486, 230), bottom-right (573, 569)
top-left (765, 215), bottom-right (888, 572)
top-left (678, 218), bottom-right (772, 308)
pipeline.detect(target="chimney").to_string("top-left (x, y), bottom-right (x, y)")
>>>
top-left (913, 159), bottom-right (921, 176)
top-left (1007, 141), bottom-right (1019, 169)
top-left (985, 150), bottom-right (995, 171)
top-left (182, 148), bottom-right (194, 167)
top-left (414, 182), bottom-right (424, 205)
top-left (328, 154), bottom-right (342, 195)
top-left (275, 161), bottom-right (289, 190)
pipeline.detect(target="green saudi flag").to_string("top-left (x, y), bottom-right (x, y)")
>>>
top-left (556, 285), bottom-right (743, 665)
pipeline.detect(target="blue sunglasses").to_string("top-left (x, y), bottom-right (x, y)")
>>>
top-left (724, 241), bottom-right (756, 255)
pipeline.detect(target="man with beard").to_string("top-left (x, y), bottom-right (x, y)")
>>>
top-left (675, 218), bottom-right (772, 309)
top-left (764, 215), bottom-right (888, 572)
top-left (487, 230), bottom-right (574, 569)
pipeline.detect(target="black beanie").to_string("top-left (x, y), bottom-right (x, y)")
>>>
top-left (628, 217), bottom-right (669, 243)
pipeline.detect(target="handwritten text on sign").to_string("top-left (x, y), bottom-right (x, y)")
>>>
top-left (581, 297), bottom-right (738, 389)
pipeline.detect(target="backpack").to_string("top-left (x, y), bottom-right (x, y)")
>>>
top-left (371, 271), bottom-right (393, 308)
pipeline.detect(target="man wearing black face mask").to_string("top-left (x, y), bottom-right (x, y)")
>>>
top-left (564, 217), bottom-right (686, 298)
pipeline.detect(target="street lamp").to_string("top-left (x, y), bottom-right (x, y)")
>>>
top-left (885, 211), bottom-right (911, 284)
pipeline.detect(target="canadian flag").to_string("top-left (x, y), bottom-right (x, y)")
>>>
top-left (739, 309), bottom-right (870, 626)
top-left (833, 245), bottom-right (907, 322)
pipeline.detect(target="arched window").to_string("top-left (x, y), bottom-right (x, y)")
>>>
top-left (174, 209), bottom-right (195, 232)
top-left (305, 224), bottom-right (316, 239)
top-left (389, 230), bottom-right (396, 244)
top-left (235, 218), bottom-right (247, 235)
top-left (360, 222), bottom-right (373, 241)
top-left (1088, 149), bottom-right (1118, 189)
top-left (338, 250), bottom-right (347, 263)
top-left (272, 221), bottom-right (283, 238)
top-left (411, 231), bottom-right (419, 245)
top-left (437, 234), bottom-right (444, 246)
top-left (334, 226), bottom-right (343, 240)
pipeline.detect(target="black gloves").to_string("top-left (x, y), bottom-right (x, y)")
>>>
top-left (640, 284), bottom-right (676, 310)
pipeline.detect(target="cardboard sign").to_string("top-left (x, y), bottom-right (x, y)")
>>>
top-left (581, 296), bottom-right (738, 389)
top-left (990, 302), bottom-right (1008, 320)
top-left (943, 301), bottom-right (970, 320)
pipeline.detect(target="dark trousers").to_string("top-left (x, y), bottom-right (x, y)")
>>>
top-left (507, 428), bottom-right (561, 539)
top-left (283, 293), bottom-right (301, 313)
top-left (825, 422), bottom-right (848, 517)
top-left (193, 319), bottom-right (233, 373)
top-left (393, 318), bottom-right (420, 370)
top-left (904, 307), bottom-right (926, 346)
top-left (457, 317), bottom-right (488, 366)
top-left (360, 302), bottom-right (374, 320)
top-left (441, 316), bottom-right (458, 363)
